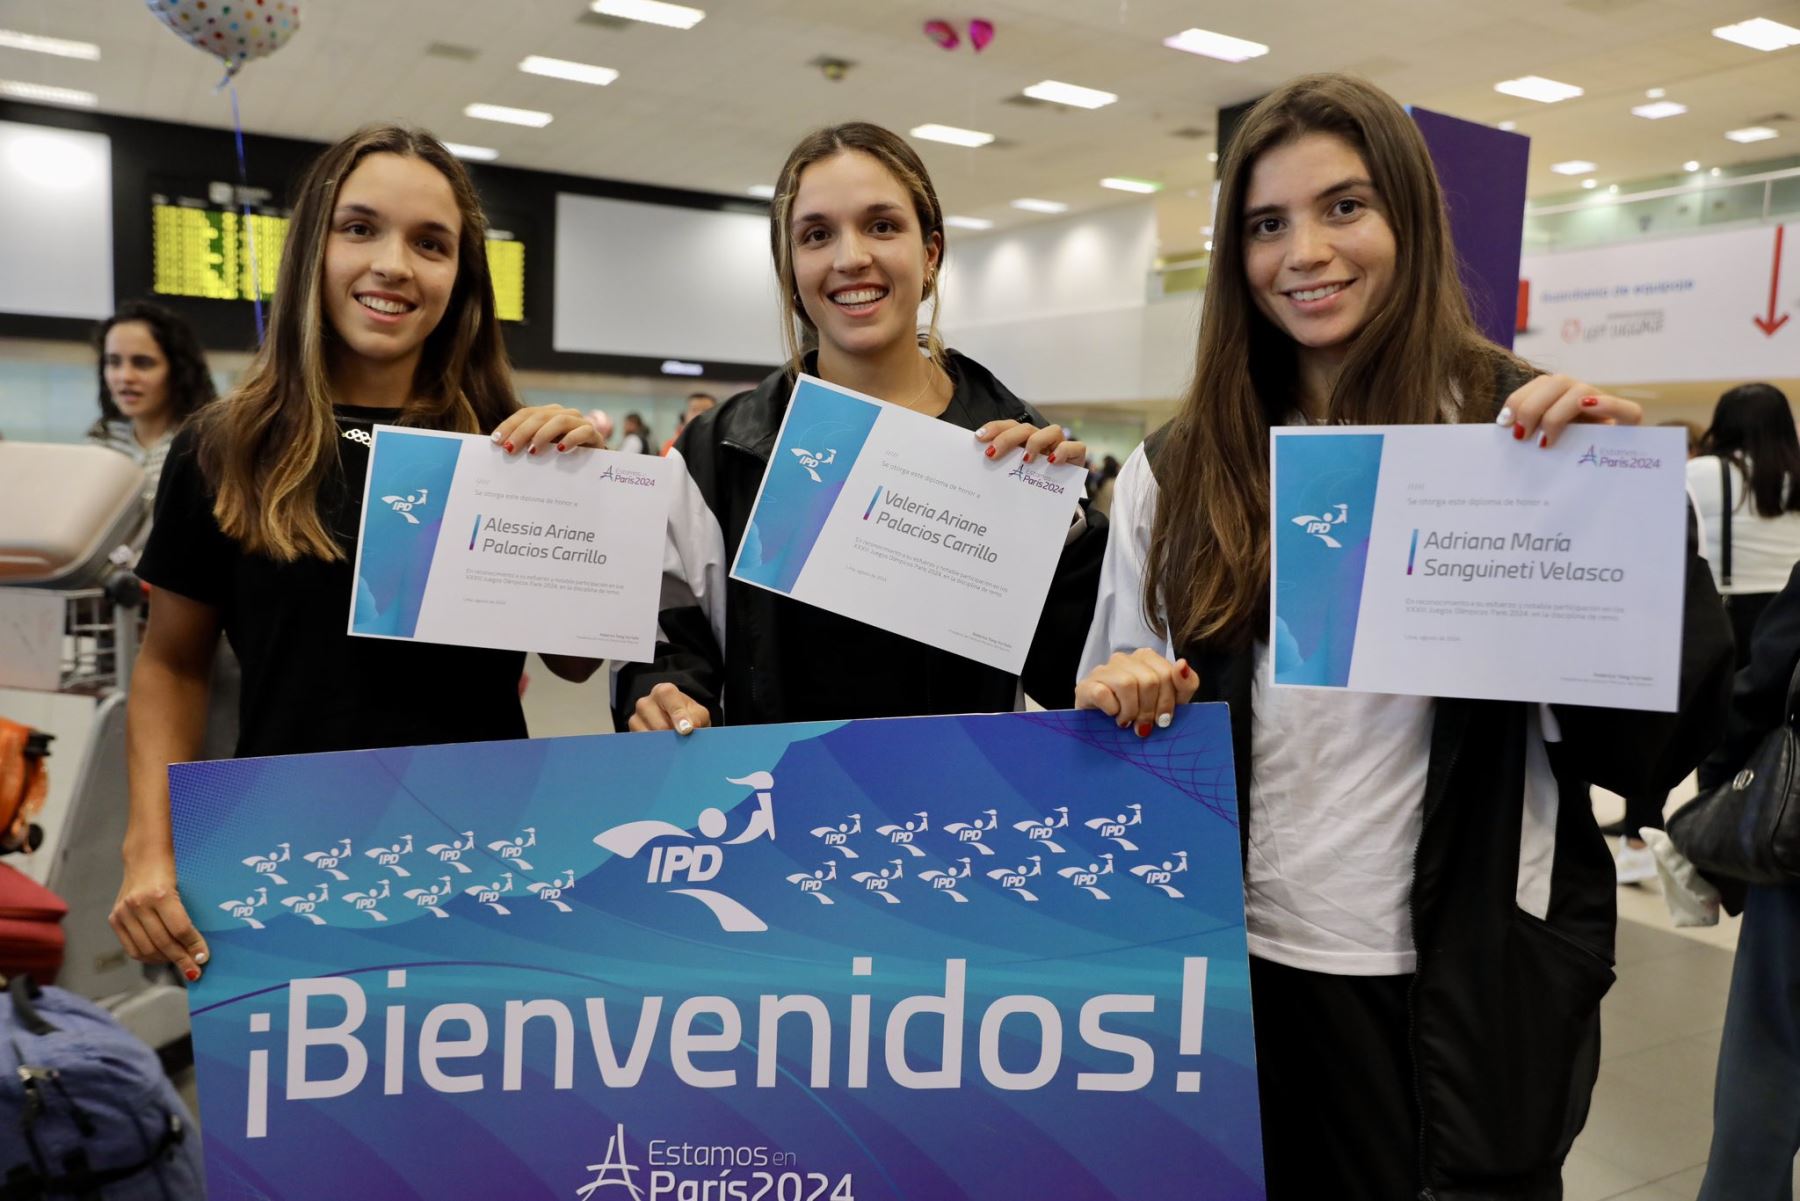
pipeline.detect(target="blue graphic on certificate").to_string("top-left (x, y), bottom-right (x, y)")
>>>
top-left (349, 427), bottom-right (675, 661)
top-left (170, 707), bottom-right (1266, 1201)
top-left (732, 375), bottom-right (1084, 674)
top-left (1271, 424), bottom-right (1686, 709)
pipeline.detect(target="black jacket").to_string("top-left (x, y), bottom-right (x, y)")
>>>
top-left (613, 352), bottom-right (1108, 727)
top-left (1143, 424), bottom-right (1734, 1201)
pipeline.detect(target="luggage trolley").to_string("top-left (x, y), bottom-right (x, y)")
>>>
top-left (0, 443), bottom-right (189, 1053)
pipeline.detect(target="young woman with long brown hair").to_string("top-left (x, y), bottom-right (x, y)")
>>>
top-left (110, 125), bottom-right (599, 985)
top-left (1076, 75), bottom-right (1732, 1197)
top-left (615, 121), bottom-right (1106, 732)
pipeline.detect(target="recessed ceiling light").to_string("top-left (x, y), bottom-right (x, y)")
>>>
top-left (1161, 28), bottom-right (1269, 62)
top-left (443, 142), bottom-right (499, 162)
top-left (1711, 17), bottom-right (1800, 51)
top-left (944, 215), bottom-right (994, 230)
top-left (1011, 198), bottom-right (1069, 214)
top-left (1022, 80), bottom-right (1117, 109)
top-left (0, 30), bottom-right (100, 60)
top-left (1645, 87), bottom-right (1666, 99)
top-left (1631, 101), bottom-right (1687, 119)
top-left (519, 55), bottom-right (618, 86)
top-left (1725, 125), bottom-right (1779, 143)
top-left (1582, 178), bottom-right (1598, 189)
top-left (1203, 240), bottom-right (1214, 252)
top-left (746, 184), bottom-right (775, 199)
top-left (1684, 160), bottom-right (1701, 172)
top-left (1711, 166), bottom-right (1723, 176)
top-left (1206, 151), bottom-right (1218, 163)
top-left (1101, 177), bottom-right (1162, 194)
top-left (910, 123), bottom-right (995, 148)
top-left (0, 79), bottom-right (96, 107)
top-left (1550, 159), bottom-right (1597, 175)
top-left (590, 0), bottom-right (705, 29)
top-left (1498, 120), bottom-right (1517, 132)
top-left (1608, 184), bottom-right (1619, 194)
top-left (1495, 75), bottom-right (1583, 103)
top-left (464, 103), bottom-right (553, 128)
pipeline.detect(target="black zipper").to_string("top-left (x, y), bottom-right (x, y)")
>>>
top-left (1407, 710), bottom-right (1461, 1201)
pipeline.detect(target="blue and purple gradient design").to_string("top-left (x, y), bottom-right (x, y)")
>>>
top-left (1272, 433), bottom-right (1385, 687)
top-left (170, 709), bottom-right (1263, 1200)
top-left (735, 378), bottom-right (881, 595)
top-left (350, 430), bottom-right (463, 639)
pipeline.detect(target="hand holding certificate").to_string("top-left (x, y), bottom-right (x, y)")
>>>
top-left (730, 374), bottom-right (1085, 674)
top-left (349, 428), bottom-right (674, 662)
top-left (1271, 424), bottom-right (1687, 710)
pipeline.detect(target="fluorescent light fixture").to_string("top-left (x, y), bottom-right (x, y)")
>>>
top-left (0, 30), bottom-right (100, 60)
top-left (1581, 178), bottom-right (1597, 189)
top-left (1101, 176), bottom-right (1162, 194)
top-left (1711, 17), bottom-right (1800, 51)
top-left (1631, 101), bottom-right (1686, 119)
top-left (1645, 87), bottom-right (1666, 99)
top-left (1498, 120), bottom-right (1517, 131)
top-left (660, 360), bottom-right (705, 376)
top-left (1162, 27), bottom-right (1269, 62)
top-left (519, 55), bottom-right (618, 86)
top-left (1011, 198), bottom-right (1069, 214)
top-left (1023, 80), bottom-right (1117, 109)
top-left (443, 142), bottom-right (499, 161)
top-left (944, 215), bottom-right (994, 230)
top-left (1684, 159), bottom-right (1700, 172)
top-left (1550, 159), bottom-right (1597, 175)
top-left (746, 184), bottom-right (775, 199)
top-left (1725, 125), bottom-right (1779, 143)
top-left (1494, 75), bottom-right (1583, 104)
top-left (591, 0), bottom-right (705, 29)
top-left (0, 79), bottom-right (96, 106)
top-left (464, 102), bottom-right (553, 128)
top-left (910, 123), bottom-right (994, 148)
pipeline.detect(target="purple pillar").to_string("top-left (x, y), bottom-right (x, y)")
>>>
top-left (1407, 106), bottom-right (1530, 349)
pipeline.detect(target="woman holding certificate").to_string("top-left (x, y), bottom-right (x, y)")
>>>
top-left (111, 126), bottom-right (600, 984)
top-left (616, 122), bottom-right (1107, 732)
top-left (1076, 75), bottom-right (1733, 1198)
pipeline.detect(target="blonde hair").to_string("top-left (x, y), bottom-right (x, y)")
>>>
top-left (769, 122), bottom-right (948, 375)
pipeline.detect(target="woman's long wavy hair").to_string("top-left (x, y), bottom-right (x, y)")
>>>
top-left (89, 301), bottom-right (217, 438)
top-left (197, 124), bottom-right (519, 562)
top-left (769, 122), bottom-right (948, 375)
top-left (1146, 73), bottom-right (1520, 652)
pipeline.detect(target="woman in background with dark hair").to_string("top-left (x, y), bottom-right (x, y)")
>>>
top-left (88, 300), bottom-right (218, 510)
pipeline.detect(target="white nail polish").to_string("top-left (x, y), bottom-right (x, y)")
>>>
top-left (490, 430), bottom-right (504, 443)
top-left (1495, 407), bottom-right (1514, 427)
top-left (676, 719), bottom-right (694, 736)
top-left (195, 951), bottom-right (208, 964)
top-left (974, 425), bottom-right (988, 439)
top-left (1157, 712), bottom-right (1173, 729)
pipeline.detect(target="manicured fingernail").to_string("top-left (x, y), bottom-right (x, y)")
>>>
top-left (195, 951), bottom-right (208, 964)
top-left (676, 719), bottom-right (694, 736)
top-left (1512, 422), bottom-right (1526, 441)
top-left (1539, 433), bottom-right (1549, 448)
top-left (503, 441), bottom-right (514, 453)
top-left (1023, 452), bottom-right (1033, 462)
top-left (185, 968), bottom-right (200, 982)
top-left (1495, 407), bottom-right (1514, 426)
top-left (975, 425), bottom-right (989, 439)
top-left (1047, 453), bottom-right (1056, 463)
top-left (557, 443), bottom-right (568, 452)
top-left (1135, 722), bottom-right (1152, 738)
top-left (1581, 395), bottom-right (1599, 407)
top-left (1178, 663), bottom-right (1191, 679)
top-left (528, 445), bottom-right (539, 455)
top-left (1156, 712), bottom-right (1173, 729)
top-left (490, 430), bottom-right (504, 443)
top-left (985, 446), bottom-right (996, 458)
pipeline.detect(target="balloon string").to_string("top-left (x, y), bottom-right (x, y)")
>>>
top-left (228, 79), bottom-right (266, 343)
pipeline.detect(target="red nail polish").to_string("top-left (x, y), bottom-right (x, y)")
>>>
top-left (557, 443), bottom-right (568, 452)
top-left (504, 442), bottom-right (515, 453)
top-left (1179, 663), bottom-right (1191, 679)
top-left (1047, 453), bottom-right (1056, 463)
top-left (185, 968), bottom-right (200, 982)
top-left (1513, 423), bottom-right (1526, 441)
top-left (1581, 395), bottom-right (1599, 407)
top-left (1539, 433), bottom-right (1549, 448)
top-left (985, 446), bottom-right (996, 458)
top-left (1023, 452), bottom-right (1033, 462)
top-left (1135, 722), bottom-right (1152, 738)
top-left (529, 445), bottom-right (538, 455)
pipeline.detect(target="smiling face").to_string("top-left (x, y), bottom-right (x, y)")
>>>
top-left (788, 150), bottom-right (940, 364)
top-left (321, 152), bottom-right (462, 374)
top-left (102, 321), bottom-right (171, 423)
top-left (1241, 132), bottom-right (1396, 364)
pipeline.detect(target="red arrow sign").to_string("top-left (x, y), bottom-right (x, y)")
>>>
top-left (1755, 224), bottom-right (1790, 336)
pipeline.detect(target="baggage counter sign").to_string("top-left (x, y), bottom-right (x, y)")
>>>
top-left (171, 708), bottom-right (1266, 1200)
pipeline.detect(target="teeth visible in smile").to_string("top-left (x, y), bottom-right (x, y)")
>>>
top-left (832, 288), bottom-right (886, 306)
top-left (1290, 282), bottom-right (1348, 302)
top-left (358, 295), bottom-right (414, 315)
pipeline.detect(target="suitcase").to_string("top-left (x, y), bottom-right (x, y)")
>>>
top-left (0, 445), bottom-right (146, 588)
top-left (0, 975), bottom-right (204, 1199)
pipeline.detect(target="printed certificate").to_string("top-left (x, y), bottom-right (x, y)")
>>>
top-left (731, 374), bottom-right (1086, 674)
top-left (349, 428), bottom-right (674, 662)
top-left (1271, 425), bottom-right (1686, 710)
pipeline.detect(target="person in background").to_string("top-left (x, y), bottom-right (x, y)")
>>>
top-left (1660, 417), bottom-right (1703, 459)
top-left (662, 391), bottom-right (717, 455)
top-left (1090, 453), bottom-right (1122, 518)
top-left (88, 300), bottom-right (218, 512)
top-left (1693, 559), bottom-right (1800, 1201)
top-left (619, 411), bottom-right (652, 454)
top-left (1075, 74), bottom-right (1731, 1199)
top-left (586, 408), bottom-right (614, 448)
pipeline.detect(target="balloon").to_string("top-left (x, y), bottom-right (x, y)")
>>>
top-left (969, 18), bottom-right (994, 52)
top-left (144, 0), bottom-right (300, 78)
top-left (923, 19), bottom-right (960, 50)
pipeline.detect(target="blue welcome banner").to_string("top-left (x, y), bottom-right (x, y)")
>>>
top-left (171, 708), bottom-right (1265, 1200)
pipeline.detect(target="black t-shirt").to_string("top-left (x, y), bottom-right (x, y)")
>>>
top-left (138, 408), bottom-right (527, 758)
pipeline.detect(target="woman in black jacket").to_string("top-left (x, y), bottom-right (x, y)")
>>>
top-left (614, 122), bottom-right (1106, 730)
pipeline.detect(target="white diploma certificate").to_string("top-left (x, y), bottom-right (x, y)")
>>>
top-left (1270, 424), bottom-right (1687, 710)
top-left (730, 374), bottom-right (1085, 674)
top-left (349, 428), bottom-right (674, 662)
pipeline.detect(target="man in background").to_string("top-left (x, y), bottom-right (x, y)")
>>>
top-left (663, 392), bottom-right (717, 456)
